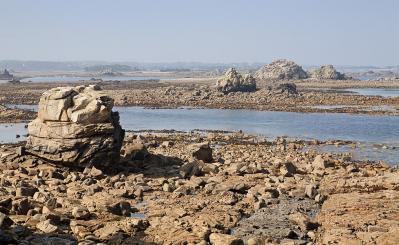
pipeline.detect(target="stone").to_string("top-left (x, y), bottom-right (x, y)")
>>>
top-left (305, 184), bottom-right (318, 199)
top-left (107, 201), bottom-right (132, 216)
top-left (72, 206), bottom-right (90, 220)
top-left (289, 212), bottom-right (319, 231)
top-left (11, 198), bottom-right (30, 215)
top-left (16, 186), bottom-right (38, 197)
top-left (179, 161), bottom-right (203, 178)
top-left (36, 219), bottom-right (58, 233)
top-left (255, 59), bottom-right (308, 82)
top-left (280, 162), bottom-right (297, 177)
top-left (161, 141), bottom-right (174, 148)
top-left (16, 146), bottom-right (25, 156)
top-left (25, 85), bottom-right (124, 167)
top-left (0, 212), bottom-right (13, 229)
top-left (312, 155), bottom-right (331, 169)
top-left (247, 237), bottom-right (262, 245)
top-left (188, 142), bottom-right (213, 163)
top-left (122, 143), bottom-right (149, 161)
top-left (216, 68), bottom-right (256, 94)
top-left (163, 183), bottom-right (174, 192)
top-left (209, 233), bottom-right (244, 245)
top-left (310, 65), bottom-right (346, 80)
top-left (271, 83), bottom-right (298, 94)
top-left (89, 166), bottom-right (103, 178)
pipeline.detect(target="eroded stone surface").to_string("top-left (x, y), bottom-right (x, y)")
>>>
top-left (310, 65), bottom-right (346, 80)
top-left (216, 68), bottom-right (256, 94)
top-left (255, 59), bottom-right (308, 82)
top-left (26, 85), bottom-right (124, 166)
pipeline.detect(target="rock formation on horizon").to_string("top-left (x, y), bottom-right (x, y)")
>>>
top-left (255, 59), bottom-right (308, 82)
top-left (26, 85), bottom-right (124, 166)
top-left (309, 65), bottom-right (346, 80)
top-left (216, 68), bottom-right (256, 94)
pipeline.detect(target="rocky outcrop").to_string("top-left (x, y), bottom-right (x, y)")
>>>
top-left (216, 68), bottom-right (256, 94)
top-left (26, 85), bottom-right (124, 166)
top-left (310, 65), bottom-right (346, 80)
top-left (255, 59), bottom-right (308, 81)
top-left (268, 83), bottom-right (298, 95)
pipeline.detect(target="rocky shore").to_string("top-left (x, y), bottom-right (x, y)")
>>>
top-left (1, 79), bottom-right (399, 122)
top-left (0, 131), bottom-right (398, 244)
top-left (0, 105), bottom-right (36, 123)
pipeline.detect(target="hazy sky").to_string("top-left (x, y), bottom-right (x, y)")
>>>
top-left (1, 0), bottom-right (398, 65)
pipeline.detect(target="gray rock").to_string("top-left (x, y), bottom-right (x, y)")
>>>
top-left (255, 59), bottom-right (308, 82)
top-left (310, 65), bottom-right (346, 80)
top-left (216, 68), bottom-right (256, 94)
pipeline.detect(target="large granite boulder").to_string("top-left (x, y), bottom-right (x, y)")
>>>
top-left (310, 65), bottom-right (346, 80)
top-left (255, 59), bottom-right (308, 81)
top-left (26, 85), bottom-right (124, 167)
top-left (216, 68), bottom-right (256, 94)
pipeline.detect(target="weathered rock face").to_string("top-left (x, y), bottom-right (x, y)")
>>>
top-left (26, 85), bottom-right (124, 166)
top-left (310, 65), bottom-right (346, 80)
top-left (216, 68), bottom-right (256, 94)
top-left (255, 59), bottom-right (308, 81)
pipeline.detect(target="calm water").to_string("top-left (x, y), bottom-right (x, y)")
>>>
top-left (2, 106), bottom-right (399, 164)
top-left (19, 76), bottom-right (174, 83)
top-left (346, 88), bottom-right (399, 97)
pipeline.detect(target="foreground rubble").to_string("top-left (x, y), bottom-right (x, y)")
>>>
top-left (0, 131), bottom-right (397, 244)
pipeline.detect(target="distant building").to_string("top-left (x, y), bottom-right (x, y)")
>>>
top-left (0, 69), bottom-right (13, 80)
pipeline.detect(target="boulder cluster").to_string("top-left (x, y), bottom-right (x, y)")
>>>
top-left (255, 59), bottom-right (309, 81)
top-left (216, 68), bottom-right (256, 94)
top-left (309, 65), bottom-right (346, 80)
top-left (26, 85), bottom-right (124, 167)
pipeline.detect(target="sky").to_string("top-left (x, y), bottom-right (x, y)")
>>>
top-left (0, 0), bottom-right (398, 66)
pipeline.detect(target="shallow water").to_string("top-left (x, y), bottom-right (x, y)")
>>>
top-left (2, 106), bottom-right (399, 164)
top-left (346, 88), bottom-right (399, 97)
top-left (19, 76), bottom-right (174, 83)
top-left (0, 124), bottom-right (28, 144)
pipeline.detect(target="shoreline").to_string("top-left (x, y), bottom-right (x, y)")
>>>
top-left (0, 131), bottom-right (397, 244)
top-left (1, 78), bottom-right (399, 119)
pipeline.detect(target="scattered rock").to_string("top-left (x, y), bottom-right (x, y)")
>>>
top-left (36, 219), bottom-right (58, 233)
top-left (107, 201), bottom-right (132, 216)
top-left (188, 142), bottom-right (213, 162)
top-left (123, 143), bottom-right (149, 161)
top-left (209, 233), bottom-right (244, 245)
top-left (16, 186), bottom-right (38, 197)
top-left (305, 184), bottom-right (318, 199)
top-left (72, 206), bottom-right (90, 220)
top-left (0, 212), bottom-right (13, 229)
top-left (312, 155), bottom-right (332, 169)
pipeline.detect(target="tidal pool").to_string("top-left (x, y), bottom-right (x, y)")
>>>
top-left (345, 88), bottom-right (399, 97)
top-left (1, 106), bottom-right (399, 164)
